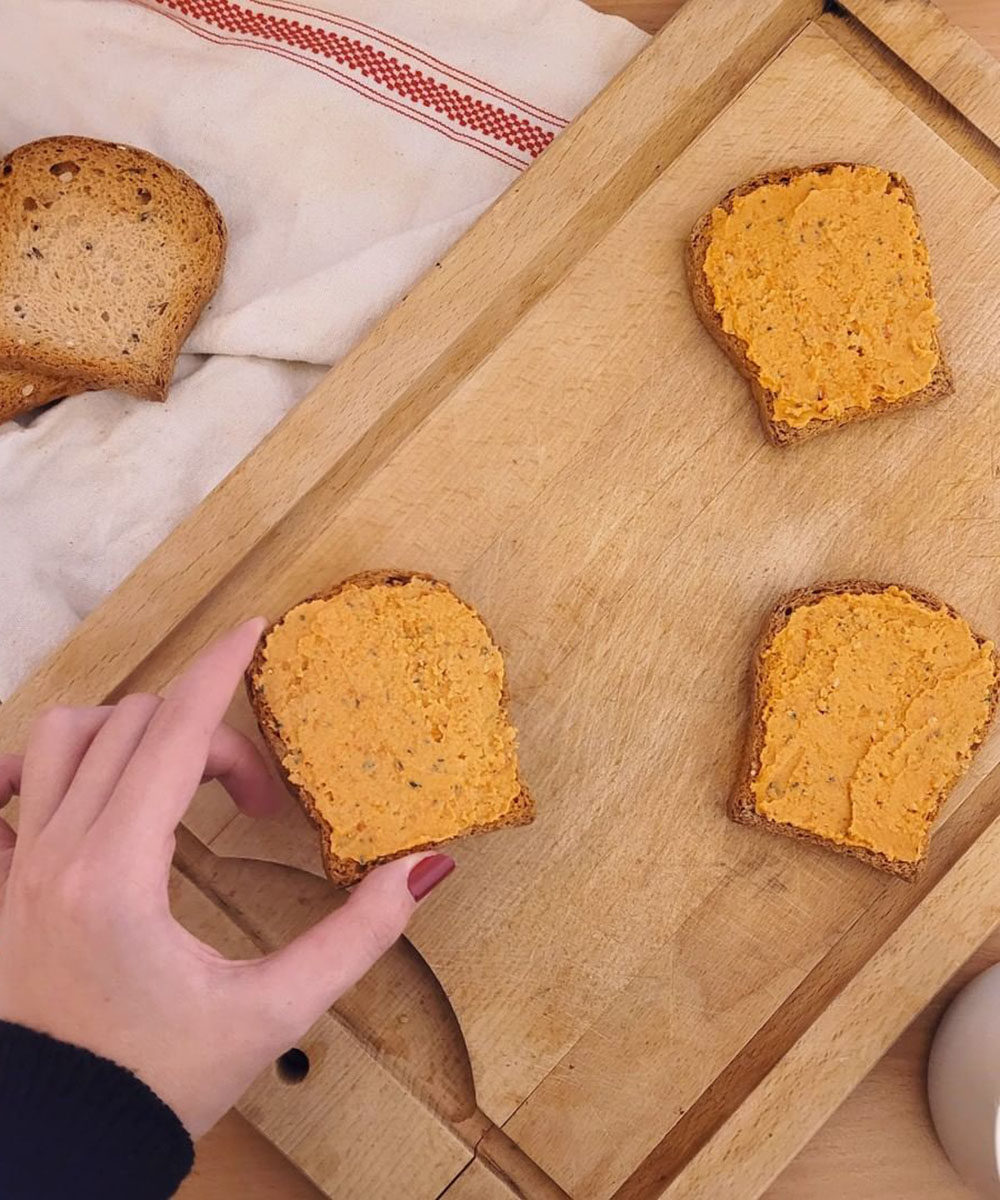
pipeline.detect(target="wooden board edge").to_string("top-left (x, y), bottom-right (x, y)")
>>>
top-left (502, 711), bottom-right (1000, 1197)
top-left (817, 8), bottom-right (1000, 187)
top-left (608, 781), bottom-right (1000, 1199)
top-left (837, 0), bottom-right (1000, 145)
top-left (177, 826), bottom-right (574, 1197)
top-left (660, 816), bottom-right (1000, 1199)
top-left (474, 1126), bottom-right (574, 1200)
top-left (436, 1158), bottom-right (524, 1200)
top-left (168, 866), bottom-right (475, 1199)
top-left (437, 1127), bottom-right (575, 1200)
top-left (0, 0), bottom-right (820, 747)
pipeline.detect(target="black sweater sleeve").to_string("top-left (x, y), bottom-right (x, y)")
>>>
top-left (0, 1020), bottom-right (194, 1199)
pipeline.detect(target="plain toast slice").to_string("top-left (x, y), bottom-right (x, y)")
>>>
top-left (0, 136), bottom-right (225, 401)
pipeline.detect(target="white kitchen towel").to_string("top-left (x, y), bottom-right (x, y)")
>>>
top-left (0, 0), bottom-right (648, 697)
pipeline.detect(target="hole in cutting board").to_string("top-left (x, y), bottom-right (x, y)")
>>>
top-left (275, 1048), bottom-right (310, 1084)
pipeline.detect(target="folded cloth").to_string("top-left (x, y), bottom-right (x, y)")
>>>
top-left (0, 0), bottom-right (647, 698)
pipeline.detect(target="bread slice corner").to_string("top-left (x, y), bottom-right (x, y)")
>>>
top-left (0, 369), bottom-right (88, 423)
top-left (686, 163), bottom-right (953, 447)
top-left (731, 580), bottom-right (1000, 880)
top-left (246, 569), bottom-right (533, 887)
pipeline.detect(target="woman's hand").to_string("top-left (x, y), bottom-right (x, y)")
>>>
top-left (0, 619), bottom-right (454, 1138)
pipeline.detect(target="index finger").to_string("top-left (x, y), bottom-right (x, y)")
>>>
top-left (98, 618), bottom-right (266, 849)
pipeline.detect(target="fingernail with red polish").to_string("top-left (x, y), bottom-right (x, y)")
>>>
top-left (407, 854), bottom-right (455, 901)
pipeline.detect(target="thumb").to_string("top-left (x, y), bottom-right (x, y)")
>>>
top-left (254, 851), bottom-right (454, 1031)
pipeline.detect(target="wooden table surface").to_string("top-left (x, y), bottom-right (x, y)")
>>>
top-left (180, 2), bottom-right (1000, 1197)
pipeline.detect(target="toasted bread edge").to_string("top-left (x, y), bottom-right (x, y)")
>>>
top-left (0, 370), bottom-right (90, 422)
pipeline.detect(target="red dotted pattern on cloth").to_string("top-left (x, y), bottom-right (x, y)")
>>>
top-left (155, 0), bottom-right (558, 158)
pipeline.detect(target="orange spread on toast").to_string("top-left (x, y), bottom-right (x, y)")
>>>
top-left (256, 577), bottom-right (521, 864)
top-left (703, 165), bottom-right (939, 429)
top-left (751, 588), bottom-right (995, 865)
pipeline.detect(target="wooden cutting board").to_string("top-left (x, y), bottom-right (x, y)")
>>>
top-left (3, 2), bottom-right (1000, 1196)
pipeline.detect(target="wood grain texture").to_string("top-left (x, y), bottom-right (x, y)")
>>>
top-left (5, 3), bottom-right (1000, 1200)
top-left (601, 12), bottom-right (999, 1200)
top-left (766, 931), bottom-right (998, 1200)
top-left (165, 22), bottom-right (1000, 1196)
top-left (816, 8), bottom-right (1000, 188)
top-left (585, 0), bottom-right (687, 33)
top-left (655, 790), bottom-right (1000, 1197)
top-left (843, 0), bottom-right (1000, 143)
top-left (492, 23), bottom-right (998, 1194)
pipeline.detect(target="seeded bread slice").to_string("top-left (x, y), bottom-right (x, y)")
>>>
top-left (0, 369), bottom-right (88, 423)
top-left (687, 163), bottom-right (953, 446)
top-left (732, 581), bottom-right (1000, 879)
top-left (247, 570), bottom-right (534, 887)
top-left (0, 136), bottom-right (225, 401)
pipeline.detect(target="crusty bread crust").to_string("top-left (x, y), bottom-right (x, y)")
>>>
top-left (0, 136), bottom-right (226, 401)
top-left (247, 570), bottom-right (534, 888)
top-left (0, 369), bottom-right (87, 423)
top-left (687, 163), bottom-right (954, 446)
top-left (731, 581), bottom-right (1000, 880)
